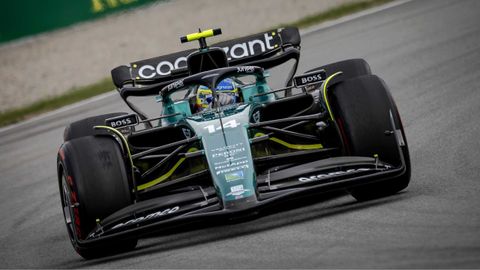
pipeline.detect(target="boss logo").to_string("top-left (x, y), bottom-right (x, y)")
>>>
top-left (293, 70), bottom-right (327, 87)
top-left (105, 114), bottom-right (139, 128)
top-left (301, 74), bottom-right (324, 84)
top-left (111, 119), bottom-right (131, 128)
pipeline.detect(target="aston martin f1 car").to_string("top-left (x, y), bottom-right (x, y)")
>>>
top-left (57, 27), bottom-right (411, 258)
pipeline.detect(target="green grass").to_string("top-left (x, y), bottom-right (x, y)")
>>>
top-left (0, 78), bottom-right (114, 127)
top-left (0, 0), bottom-right (392, 128)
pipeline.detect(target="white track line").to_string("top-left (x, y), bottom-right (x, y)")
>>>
top-left (0, 0), bottom-right (412, 135)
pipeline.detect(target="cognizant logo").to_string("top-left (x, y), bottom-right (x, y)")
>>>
top-left (137, 33), bottom-right (277, 79)
top-left (138, 57), bottom-right (188, 79)
top-left (223, 33), bottom-right (276, 61)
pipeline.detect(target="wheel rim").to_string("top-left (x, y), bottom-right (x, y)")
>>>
top-left (61, 173), bottom-right (76, 242)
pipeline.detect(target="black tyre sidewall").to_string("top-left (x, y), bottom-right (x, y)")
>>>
top-left (328, 75), bottom-right (411, 199)
top-left (58, 135), bottom-right (134, 258)
top-left (64, 112), bottom-right (127, 141)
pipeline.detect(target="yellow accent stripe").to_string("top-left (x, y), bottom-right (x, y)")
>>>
top-left (323, 71), bottom-right (343, 120)
top-left (137, 148), bottom-right (198, 191)
top-left (186, 29), bottom-right (214, 42)
top-left (255, 133), bottom-right (323, 150)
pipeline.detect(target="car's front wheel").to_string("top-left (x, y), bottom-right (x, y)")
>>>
top-left (328, 75), bottom-right (411, 201)
top-left (58, 135), bottom-right (137, 259)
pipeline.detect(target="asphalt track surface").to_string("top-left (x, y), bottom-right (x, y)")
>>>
top-left (1, 0), bottom-right (480, 268)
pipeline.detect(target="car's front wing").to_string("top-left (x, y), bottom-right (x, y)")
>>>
top-left (79, 152), bottom-right (407, 248)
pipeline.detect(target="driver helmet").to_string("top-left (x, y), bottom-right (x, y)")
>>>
top-left (194, 78), bottom-right (240, 112)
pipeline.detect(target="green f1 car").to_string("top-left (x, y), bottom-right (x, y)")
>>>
top-left (57, 27), bottom-right (410, 258)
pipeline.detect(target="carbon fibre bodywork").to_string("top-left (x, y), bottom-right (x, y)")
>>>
top-left (78, 69), bottom-right (407, 246)
top-left (57, 27), bottom-right (410, 251)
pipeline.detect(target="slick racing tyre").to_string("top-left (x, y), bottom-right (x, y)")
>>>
top-left (63, 112), bottom-right (127, 141)
top-left (328, 75), bottom-right (411, 201)
top-left (306, 58), bottom-right (371, 80)
top-left (57, 135), bottom-right (137, 259)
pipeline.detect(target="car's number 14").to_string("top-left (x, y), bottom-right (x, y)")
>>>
top-left (204, 119), bottom-right (240, 133)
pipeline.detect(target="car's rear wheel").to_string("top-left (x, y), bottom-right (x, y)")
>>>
top-left (63, 112), bottom-right (127, 141)
top-left (328, 75), bottom-right (411, 201)
top-left (58, 135), bottom-right (137, 259)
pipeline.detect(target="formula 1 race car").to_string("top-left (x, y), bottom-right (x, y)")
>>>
top-left (57, 27), bottom-right (411, 259)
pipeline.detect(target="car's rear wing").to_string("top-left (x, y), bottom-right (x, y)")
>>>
top-left (111, 27), bottom-right (301, 91)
